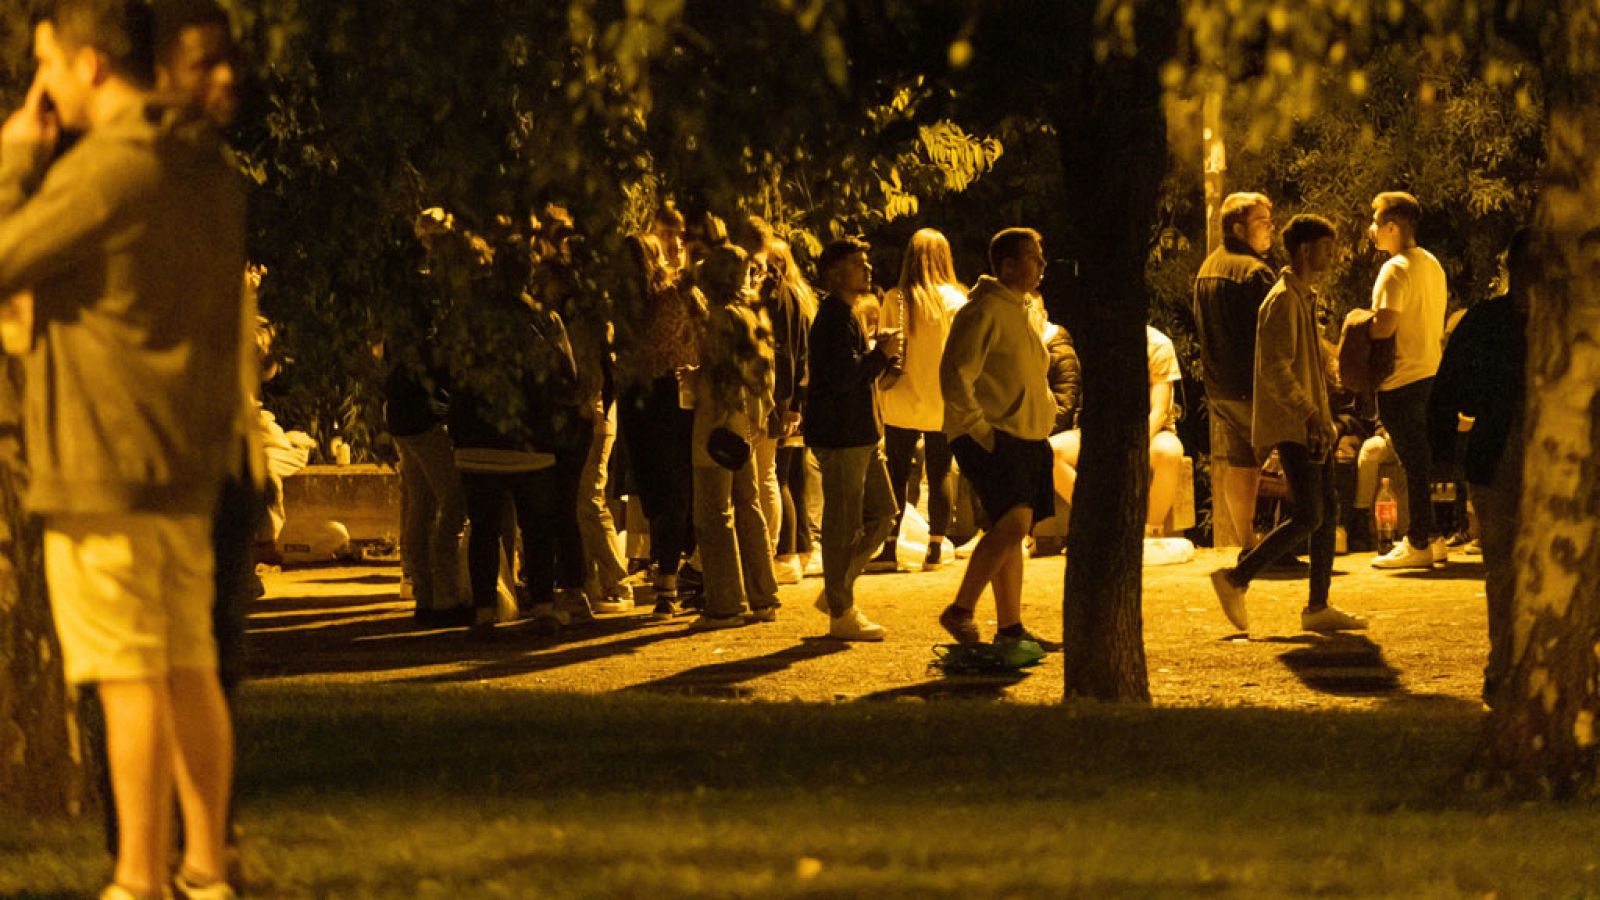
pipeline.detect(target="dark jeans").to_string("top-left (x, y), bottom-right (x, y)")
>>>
top-left (461, 468), bottom-right (563, 611)
top-left (1471, 415), bottom-right (1523, 706)
top-left (553, 429), bottom-right (593, 592)
top-left (1377, 377), bottom-right (1435, 546)
top-left (775, 445), bottom-right (813, 556)
top-left (1233, 442), bottom-right (1337, 609)
top-left (618, 375), bottom-right (695, 576)
top-left (883, 425), bottom-right (954, 540)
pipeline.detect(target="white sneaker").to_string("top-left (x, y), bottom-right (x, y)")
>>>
top-left (1430, 537), bottom-right (1449, 567)
top-left (1209, 568), bottom-right (1249, 632)
top-left (593, 584), bottom-right (633, 614)
top-left (828, 606), bottom-right (886, 641)
top-left (773, 555), bottom-right (804, 585)
top-left (1302, 605), bottom-right (1368, 632)
top-left (1372, 537), bottom-right (1435, 569)
top-left (554, 588), bottom-right (594, 622)
top-left (804, 552), bottom-right (825, 577)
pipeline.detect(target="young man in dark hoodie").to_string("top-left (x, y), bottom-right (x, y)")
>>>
top-left (806, 237), bottom-right (902, 640)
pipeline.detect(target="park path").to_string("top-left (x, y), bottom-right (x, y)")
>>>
top-left (246, 546), bottom-right (1490, 710)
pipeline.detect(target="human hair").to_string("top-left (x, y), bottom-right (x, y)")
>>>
top-left (767, 238), bottom-right (818, 322)
top-left (1372, 191), bottom-right (1422, 235)
top-left (817, 236), bottom-right (871, 281)
top-left (153, 0), bottom-right (229, 63)
top-left (653, 204), bottom-right (685, 231)
top-left (44, 0), bottom-right (157, 86)
top-left (699, 244), bottom-right (751, 308)
top-left (895, 228), bottom-right (963, 337)
top-left (732, 215), bottom-right (774, 257)
top-left (987, 227), bottom-right (1042, 274)
top-left (687, 211), bottom-right (728, 248)
top-left (1281, 214), bottom-right (1337, 258)
top-left (1220, 192), bottom-right (1272, 236)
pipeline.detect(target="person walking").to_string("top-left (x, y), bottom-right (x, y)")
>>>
top-left (937, 228), bottom-right (1058, 662)
top-left (806, 237), bottom-right (902, 640)
top-left (1365, 191), bottom-right (1449, 570)
top-left (874, 228), bottom-right (966, 572)
top-left (1, 4), bottom-right (248, 895)
top-left (1210, 215), bottom-right (1367, 634)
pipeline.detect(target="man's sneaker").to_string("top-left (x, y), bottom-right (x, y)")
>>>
top-left (991, 633), bottom-right (1047, 667)
top-left (773, 555), bottom-right (804, 584)
top-left (938, 604), bottom-right (981, 644)
top-left (1013, 626), bottom-right (1063, 653)
top-left (1302, 605), bottom-right (1368, 633)
top-left (1431, 537), bottom-right (1450, 567)
top-left (1372, 536), bottom-right (1435, 569)
top-left (1209, 568), bottom-right (1250, 632)
top-left (593, 584), bottom-right (633, 615)
top-left (555, 588), bottom-right (594, 622)
top-left (526, 600), bottom-right (572, 626)
top-left (864, 545), bottom-right (899, 573)
top-left (828, 606), bottom-right (887, 641)
top-left (690, 613), bottom-right (747, 630)
top-left (1464, 537), bottom-right (1483, 556)
top-left (174, 868), bottom-right (237, 900)
top-left (804, 552), bottom-right (825, 577)
top-left (922, 540), bottom-right (945, 571)
top-left (651, 594), bottom-right (678, 621)
top-left (747, 604), bottom-right (779, 623)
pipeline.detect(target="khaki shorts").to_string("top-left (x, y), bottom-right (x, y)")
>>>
top-left (45, 512), bottom-right (216, 684)
top-left (1207, 395), bottom-right (1259, 468)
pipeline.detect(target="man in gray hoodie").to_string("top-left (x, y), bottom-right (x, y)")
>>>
top-left (0, 3), bottom-right (246, 897)
top-left (937, 228), bottom-right (1058, 664)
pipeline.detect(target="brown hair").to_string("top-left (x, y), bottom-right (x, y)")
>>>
top-left (988, 227), bottom-right (1042, 274)
top-left (1372, 192), bottom-right (1422, 235)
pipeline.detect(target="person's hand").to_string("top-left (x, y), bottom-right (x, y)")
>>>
top-left (1, 72), bottom-right (60, 169)
top-left (782, 409), bottom-right (802, 437)
top-left (876, 327), bottom-right (904, 358)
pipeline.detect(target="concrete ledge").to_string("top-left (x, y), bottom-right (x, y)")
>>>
top-left (281, 464), bottom-right (400, 547)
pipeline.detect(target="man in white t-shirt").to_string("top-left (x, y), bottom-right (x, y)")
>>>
top-left (1366, 191), bottom-right (1449, 569)
top-left (1145, 326), bottom-right (1187, 532)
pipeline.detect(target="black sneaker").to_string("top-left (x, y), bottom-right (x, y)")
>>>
top-left (651, 594), bottom-right (678, 621)
top-left (865, 544), bottom-right (899, 573)
top-left (938, 604), bottom-right (981, 644)
top-left (922, 541), bottom-right (944, 571)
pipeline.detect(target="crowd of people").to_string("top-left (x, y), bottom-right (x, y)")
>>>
top-left (0, 2), bottom-right (1534, 898)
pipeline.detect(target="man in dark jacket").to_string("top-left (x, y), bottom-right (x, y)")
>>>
top-left (1194, 192), bottom-right (1277, 552)
top-left (1429, 229), bottom-right (1532, 707)
top-left (806, 237), bottom-right (902, 640)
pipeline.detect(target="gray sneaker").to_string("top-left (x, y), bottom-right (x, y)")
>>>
top-left (1209, 568), bottom-right (1249, 632)
top-left (991, 633), bottom-right (1046, 667)
top-left (1302, 605), bottom-right (1368, 633)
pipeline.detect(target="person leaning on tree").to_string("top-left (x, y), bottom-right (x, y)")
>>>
top-left (936, 228), bottom-right (1059, 663)
top-left (1210, 215), bottom-right (1367, 636)
top-left (0, 2), bottom-right (248, 897)
top-left (1365, 190), bottom-right (1450, 571)
top-left (1193, 192), bottom-right (1277, 553)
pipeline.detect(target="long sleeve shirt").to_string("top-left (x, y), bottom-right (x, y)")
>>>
top-left (1428, 293), bottom-right (1527, 485)
top-left (940, 276), bottom-right (1055, 446)
top-left (805, 292), bottom-right (889, 449)
top-left (0, 96), bottom-right (247, 515)
top-left (1193, 238), bottom-right (1275, 402)
top-left (1251, 267), bottom-right (1333, 456)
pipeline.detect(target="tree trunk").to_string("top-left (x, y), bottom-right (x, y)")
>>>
top-left (1472, 45), bottom-right (1600, 796)
top-left (1051, 1), bottom-right (1178, 702)
top-left (0, 354), bottom-right (83, 815)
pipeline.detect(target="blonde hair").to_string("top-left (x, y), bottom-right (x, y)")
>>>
top-left (896, 228), bottom-right (963, 336)
top-left (767, 238), bottom-right (817, 321)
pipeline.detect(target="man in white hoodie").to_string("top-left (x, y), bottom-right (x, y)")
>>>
top-left (937, 228), bottom-right (1058, 663)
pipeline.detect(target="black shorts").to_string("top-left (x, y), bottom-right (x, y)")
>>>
top-left (951, 430), bottom-right (1055, 525)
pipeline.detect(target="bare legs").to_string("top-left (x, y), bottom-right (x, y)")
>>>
top-left (949, 505), bottom-right (1034, 629)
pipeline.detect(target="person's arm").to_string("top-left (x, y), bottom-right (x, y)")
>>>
top-left (1049, 333), bottom-right (1082, 433)
top-left (1255, 293), bottom-right (1317, 434)
top-left (1369, 262), bottom-right (1406, 340)
top-left (1148, 380), bottom-right (1173, 441)
top-left (809, 301), bottom-right (889, 402)
top-left (939, 303), bottom-right (997, 449)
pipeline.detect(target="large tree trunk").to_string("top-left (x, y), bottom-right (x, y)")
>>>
top-left (1472, 60), bottom-right (1600, 797)
top-left (1052, 1), bottom-right (1178, 702)
top-left (0, 355), bottom-right (82, 815)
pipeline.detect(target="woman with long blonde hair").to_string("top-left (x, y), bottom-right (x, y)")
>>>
top-left (876, 227), bottom-right (967, 571)
top-left (765, 238), bottom-right (819, 582)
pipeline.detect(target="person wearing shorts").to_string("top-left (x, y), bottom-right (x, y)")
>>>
top-left (1, 4), bottom-right (247, 897)
top-left (937, 228), bottom-right (1058, 661)
top-left (1193, 193), bottom-right (1277, 549)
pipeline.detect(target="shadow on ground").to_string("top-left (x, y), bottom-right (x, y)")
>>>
top-left (624, 638), bottom-right (849, 697)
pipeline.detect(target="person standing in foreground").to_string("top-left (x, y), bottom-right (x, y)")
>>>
top-left (937, 228), bottom-right (1058, 662)
top-left (805, 237), bottom-right (902, 640)
top-left (1211, 216), bottom-right (1366, 635)
top-left (1365, 191), bottom-right (1450, 570)
top-left (0, 3), bottom-right (247, 897)
top-left (1428, 229), bottom-right (1532, 706)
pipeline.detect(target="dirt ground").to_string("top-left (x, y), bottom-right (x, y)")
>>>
top-left (248, 545), bottom-right (1491, 711)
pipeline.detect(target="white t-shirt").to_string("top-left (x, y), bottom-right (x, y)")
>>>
top-left (1147, 325), bottom-right (1181, 432)
top-left (1371, 246), bottom-right (1447, 391)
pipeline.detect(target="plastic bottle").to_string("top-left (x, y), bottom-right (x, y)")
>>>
top-left (1374, 477), bottom-right (1399, 553)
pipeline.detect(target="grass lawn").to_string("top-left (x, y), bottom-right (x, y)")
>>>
top-left (6, 683), bottom-right (1600, 898)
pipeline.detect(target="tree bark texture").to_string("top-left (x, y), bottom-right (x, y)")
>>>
top-left (0, 354), bottom-right (82, 815)
top-left (1051, 1), bottom-right (1179, 702)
